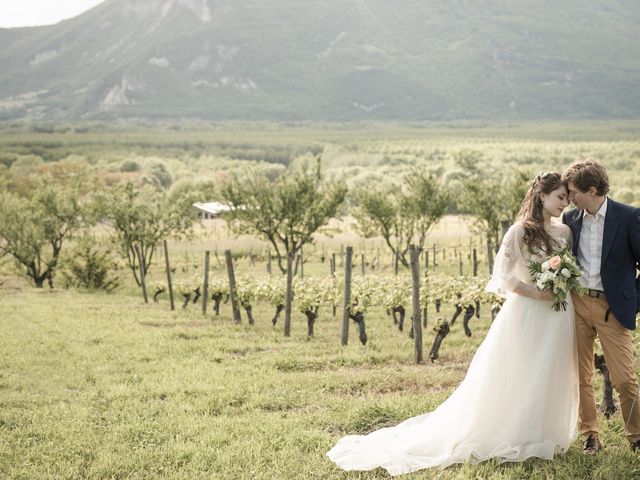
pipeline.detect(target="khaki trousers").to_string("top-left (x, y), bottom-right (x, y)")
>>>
top-left (573, 292), bottom-right (640, 443)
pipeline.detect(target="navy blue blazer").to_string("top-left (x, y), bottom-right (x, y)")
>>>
top-left (562, 198), bottom-right (640, 330)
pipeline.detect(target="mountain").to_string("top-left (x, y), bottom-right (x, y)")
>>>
top-left (1, 0), bottom-right (639, 122)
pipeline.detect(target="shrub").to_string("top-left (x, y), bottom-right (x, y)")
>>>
top-left (120, 160), bottom-right (141, 172)
top-left (60, 237), bottom-right (119, 292)
top-left (149, 161), bottom-right (173, 189)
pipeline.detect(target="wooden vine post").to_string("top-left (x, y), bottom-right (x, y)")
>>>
top-left (341, 246), bottom-right (353, 346)
top-left (331, 252), bottom-right (337, 316)
top-left (225, 250), bottom-right (241, 323)
top-left (284, 250), bottom-right (294, 337)
top-left (202, 250), bottom-right (210, 315)
top-left (409, 245), bottom-right (424, 363)
top-left (487, 240), bottom-right (494, 275)
top-left (422, 248), bottom-right (428, 328)
top-left (472, 248), bottom-right (478, 277)
top-left (163, 240), bottom-right (175, 311)
top-left (294, 254), bottom-right (301, 276)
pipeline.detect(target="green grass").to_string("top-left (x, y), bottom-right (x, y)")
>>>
top-left (2, 288), bottom-right (640, 479)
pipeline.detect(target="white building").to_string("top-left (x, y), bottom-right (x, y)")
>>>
top-left (192, 201), bottom-right (232, 219)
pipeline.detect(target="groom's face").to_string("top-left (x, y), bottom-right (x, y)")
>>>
top-left (567, 181), bottom-right (593, 211)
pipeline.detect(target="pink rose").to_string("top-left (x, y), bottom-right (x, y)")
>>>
top-left (549, 256), bottom-right (562, 270)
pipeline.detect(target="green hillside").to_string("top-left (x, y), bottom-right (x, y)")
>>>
top-left (1, 0), bottom-right (639, 121)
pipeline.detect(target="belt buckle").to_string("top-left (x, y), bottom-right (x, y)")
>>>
top-left (588, 289), bottom-right (603, 298)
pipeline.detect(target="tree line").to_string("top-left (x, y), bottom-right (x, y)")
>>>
top-left (0, 155), bottom-right (530, 289)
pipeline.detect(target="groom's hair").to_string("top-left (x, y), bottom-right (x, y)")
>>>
top-left (561, 157), bottom-right (610, 196)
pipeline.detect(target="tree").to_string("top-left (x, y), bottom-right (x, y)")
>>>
top-left (353, 168), bottom-right (451, 268)
top-left (219, 158), bottom-right (347, 274)
top-left (459, 170), bottom-right (531, 247)
top-left (147, 161), bottom-right (173, 189)
top-left (98, 183), bottom-right (196, 286)
top-left (168, 179), bottom-right (217, 213)
top-left (0, 183), bottom-right (85, 287)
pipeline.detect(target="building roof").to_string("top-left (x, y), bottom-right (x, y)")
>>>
top-left (192, 202), bottom-right (232, 215)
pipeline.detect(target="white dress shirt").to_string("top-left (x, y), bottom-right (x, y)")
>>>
top-left (577, 198), bottom-right (607, 290)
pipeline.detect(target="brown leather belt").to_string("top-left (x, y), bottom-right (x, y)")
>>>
top-left (587, 289), bottom-right (605, 298)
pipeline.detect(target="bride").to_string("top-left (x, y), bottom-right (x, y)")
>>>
top-left (327, 172), bottom-right (579, 476)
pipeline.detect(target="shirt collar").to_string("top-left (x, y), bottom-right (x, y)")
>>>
top-left (582, 197), bottom-right (608, 220)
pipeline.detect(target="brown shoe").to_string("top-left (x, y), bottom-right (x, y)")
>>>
top-left (583, 435), bottom-right (601, 455)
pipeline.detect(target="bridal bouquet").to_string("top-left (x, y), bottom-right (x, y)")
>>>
top-left (528, 248), bottom-right (587, 311)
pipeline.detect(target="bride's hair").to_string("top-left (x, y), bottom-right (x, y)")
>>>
top-left (517, 172), bottom-right (564, 253)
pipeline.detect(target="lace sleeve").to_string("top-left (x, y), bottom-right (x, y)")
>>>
top-left (551, 223), bottom-right (572, 251)
top-left (485, 223), bottom-right (527, 297)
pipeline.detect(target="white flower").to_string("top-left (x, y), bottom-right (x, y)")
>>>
top-left (561, 268), bottom-right (571, 278)
top-left (536, 279), bottom-right (546, 290)
top-left (540, 271), bottom-right (553, 283)
top-left (542, 261), bottom-right (550, 271)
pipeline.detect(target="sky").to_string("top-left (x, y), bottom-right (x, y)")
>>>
top-left (0, 0), bottom-right (106, 28)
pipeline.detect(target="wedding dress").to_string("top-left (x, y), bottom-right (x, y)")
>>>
top-left (327, 222), bottom-right (579, 476)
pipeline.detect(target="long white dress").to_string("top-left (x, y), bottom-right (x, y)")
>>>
top-left (327, 223), bottom-right (579, 476)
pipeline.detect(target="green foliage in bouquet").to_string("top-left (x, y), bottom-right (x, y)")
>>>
top-left (528, 248), bottom-right (587, 311)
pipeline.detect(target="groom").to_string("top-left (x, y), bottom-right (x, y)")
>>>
top-left (562, 158), bottom-right (640, 454)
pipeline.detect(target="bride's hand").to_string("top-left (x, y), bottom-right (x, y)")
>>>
top-left (537, 289), bottom-right (554, 302)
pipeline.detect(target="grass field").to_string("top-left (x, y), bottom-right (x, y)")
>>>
top-left (2, 121), bottom-right (640, 478)
top-left (2, 286), bottom-right (640, 479)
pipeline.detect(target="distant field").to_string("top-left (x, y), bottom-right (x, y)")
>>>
top-left (1, 121), bottom-right (639, 205)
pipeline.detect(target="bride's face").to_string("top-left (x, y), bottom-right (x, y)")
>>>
top-left (541, 185), bottom-right (569, 217)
